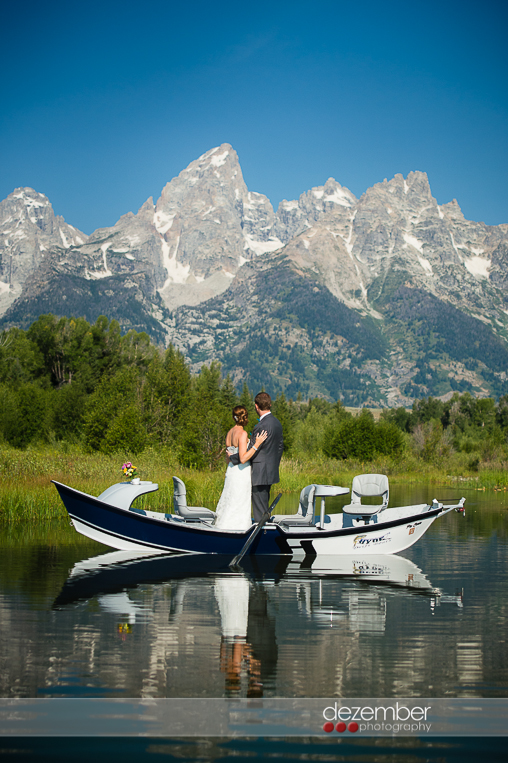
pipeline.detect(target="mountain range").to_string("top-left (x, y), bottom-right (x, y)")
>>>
top-left (1, 143), bottom-right (508, 405)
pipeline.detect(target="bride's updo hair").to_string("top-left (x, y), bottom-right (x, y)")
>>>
top-left (232, 405), bottom-right (248, 426)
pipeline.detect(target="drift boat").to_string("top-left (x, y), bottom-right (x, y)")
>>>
top-left (52, 473), bottom-right (465, 558)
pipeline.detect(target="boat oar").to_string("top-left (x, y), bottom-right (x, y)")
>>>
top-left (230, 493), bottom-right (282, 568)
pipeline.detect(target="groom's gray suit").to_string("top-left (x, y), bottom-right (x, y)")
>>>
top-left (230, 411), bottom-right (284, 522)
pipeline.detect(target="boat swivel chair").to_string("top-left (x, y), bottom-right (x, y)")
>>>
top-left (272, 484), bottom-right (317, 527)
top-left (342, 473), bottom-right (389, 526)
top-left (172, 476), bottom-right (216, 522)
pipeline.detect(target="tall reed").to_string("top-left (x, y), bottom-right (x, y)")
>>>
top-left (0, 442), bottom-right (501, 524)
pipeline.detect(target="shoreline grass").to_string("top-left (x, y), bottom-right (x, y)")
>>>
top-left (0, 443), bottom-right (505, 524)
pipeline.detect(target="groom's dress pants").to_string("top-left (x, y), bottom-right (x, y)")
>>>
top-left (252, 484), bottom-right (271, 523)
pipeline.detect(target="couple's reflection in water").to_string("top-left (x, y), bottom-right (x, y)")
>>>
top-left (215, 575), bottom-right (275, 696)
top-left (53, 551), bottom-right (462, 697)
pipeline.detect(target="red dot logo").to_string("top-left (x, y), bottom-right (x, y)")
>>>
top-left (336, 721), bottom-right (347, 732)
top-left (323, 722), bottom-right (334, 733)
top-left (348, 721), bottom-right (359, 732)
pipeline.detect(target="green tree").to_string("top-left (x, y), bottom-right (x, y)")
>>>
top-left (381, 406), bottom-right (412, 433)
top-left (4, 383), bottom-right (51, 448)
top-left (272, 393), bottom-right (295, 453)
top-left (293, 409), bottom-right (328, 456)
top-left (50, 382), bottom-right (88, 441)
top-left (220, 374), bottom-right (238, 410)
top-left (102, 403), bottom-right (148, 454)
top-left (239, 382), bottom-right (256, 433)
top-left (324, 409), bottom-right (378, 461)
top-left (322, 409), bottom-right (403, 461)
top-left (179, 362), bottom-right (231, 469)
top-left (83, 367), bottom-right (145, 453)
top-left (412, 420), bottom-right (452, 463)
top-left (142, 346), bottom-right (191, 445)
top-left (412, 397), bottom-right (445, 426)
top-left (374, 420), bottom-right (405, 456)
top-left (0, 328), bottom-right (46, 386)
top-left (496, 395), bottom-right (508, 431)
top-left (0, 384), bottom-right (19, 443)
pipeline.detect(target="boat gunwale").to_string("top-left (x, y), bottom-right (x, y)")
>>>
top-left (52, 480), bottom-right (444, 543)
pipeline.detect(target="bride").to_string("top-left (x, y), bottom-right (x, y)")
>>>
top-left (214, 405), bottom-right (267, 530)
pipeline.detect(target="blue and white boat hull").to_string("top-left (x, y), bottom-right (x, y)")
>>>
top-left (53, 480), bottom-right (465, 557)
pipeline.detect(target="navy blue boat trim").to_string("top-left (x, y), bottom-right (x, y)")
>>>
top-left (69, 513), bottom-right (186, 553)
top-left (301, 540), bottom-right (316, 557)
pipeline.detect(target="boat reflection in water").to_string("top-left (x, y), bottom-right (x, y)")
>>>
top-left (53, 551), bottom-right (463, 696)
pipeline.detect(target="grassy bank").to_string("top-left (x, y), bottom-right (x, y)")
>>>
top-left (0, 443), bottom-right (505, 524)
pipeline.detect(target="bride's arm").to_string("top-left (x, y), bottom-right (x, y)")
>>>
top-left (239, 430), bottom-right (268, 463)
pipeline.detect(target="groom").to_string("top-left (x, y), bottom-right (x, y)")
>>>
top-left (233, 391), bottom-right (284, 522)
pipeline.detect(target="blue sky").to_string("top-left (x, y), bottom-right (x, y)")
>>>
top-left (1, 0), bottom-right (507, 234)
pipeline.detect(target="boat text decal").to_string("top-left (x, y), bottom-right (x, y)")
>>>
top-left (353, 532), bottom-right (391, 548)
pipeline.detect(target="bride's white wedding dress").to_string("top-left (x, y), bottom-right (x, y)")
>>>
top-left (214, 446), bottom-right (252, 530)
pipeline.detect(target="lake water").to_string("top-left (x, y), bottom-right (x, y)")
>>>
top-left (1, 484), bottom-right (507, 760)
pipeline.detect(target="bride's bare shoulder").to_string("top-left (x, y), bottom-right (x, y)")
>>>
top-left (229, 427), bottom-right (248, 447)
top-left (227, 426), bottom-right (247, 447)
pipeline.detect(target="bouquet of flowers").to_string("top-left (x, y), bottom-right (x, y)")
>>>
top-left (121, 462), bottom-right (138, 480)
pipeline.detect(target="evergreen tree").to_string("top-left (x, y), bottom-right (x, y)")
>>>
top-left (220, 374), bottom-right (239, 410)
top-left (142, 346), bottom-right (191, 445)
top-left (239, 382), bottom-right (256, 434)
top-left (179, 362), bottom-right (231, 469)
top-left (83, 367), bottom-right (146, 453)
top-left (272, 393), bottom-right (294, 453)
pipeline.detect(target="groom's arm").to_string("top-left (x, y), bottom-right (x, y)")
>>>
top-left (229, 424), bottom-right (260, 465)
top-left (232, 422), bottom-right (263, 465)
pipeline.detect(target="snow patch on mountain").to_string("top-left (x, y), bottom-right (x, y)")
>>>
top-left (210, 149), bottom-right (229, 167)
top-left (403, 233), bottom-right (424, 252)
top-left (465, 256), bottom-right (491, 278)
top-left (325, 187), bottom-right (354, 207)
top-left (243, 234), bottom-right (283, 256)
top-left (154, 210), bottom-right (175, 234)
top-left (162, 238), bottom-right (190, 287)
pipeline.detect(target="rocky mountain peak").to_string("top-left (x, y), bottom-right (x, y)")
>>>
top-left (149, 144), bottom-right (283, 310)
top-left (1, 187), bottom-right (51, 224)
top-left (0, 187), bottom-right (88, 315)
top-left (273, 177), bottom-right (357, 244)
top-left (157, 144), bottom-right (246, 211)
top-left (361, 171), bottom-right (434, 211)
top-left (439, 199), bottom-right (465, 222)
top-left (136, 197), bottom-right (156, 222)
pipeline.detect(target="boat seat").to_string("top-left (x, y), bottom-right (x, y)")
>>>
top-left (342, 474), bottom-right (389, 517)
top-left (172, 476), bottom-right (216, 522)
top-left (272, 484), bottom-right (316, 526)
